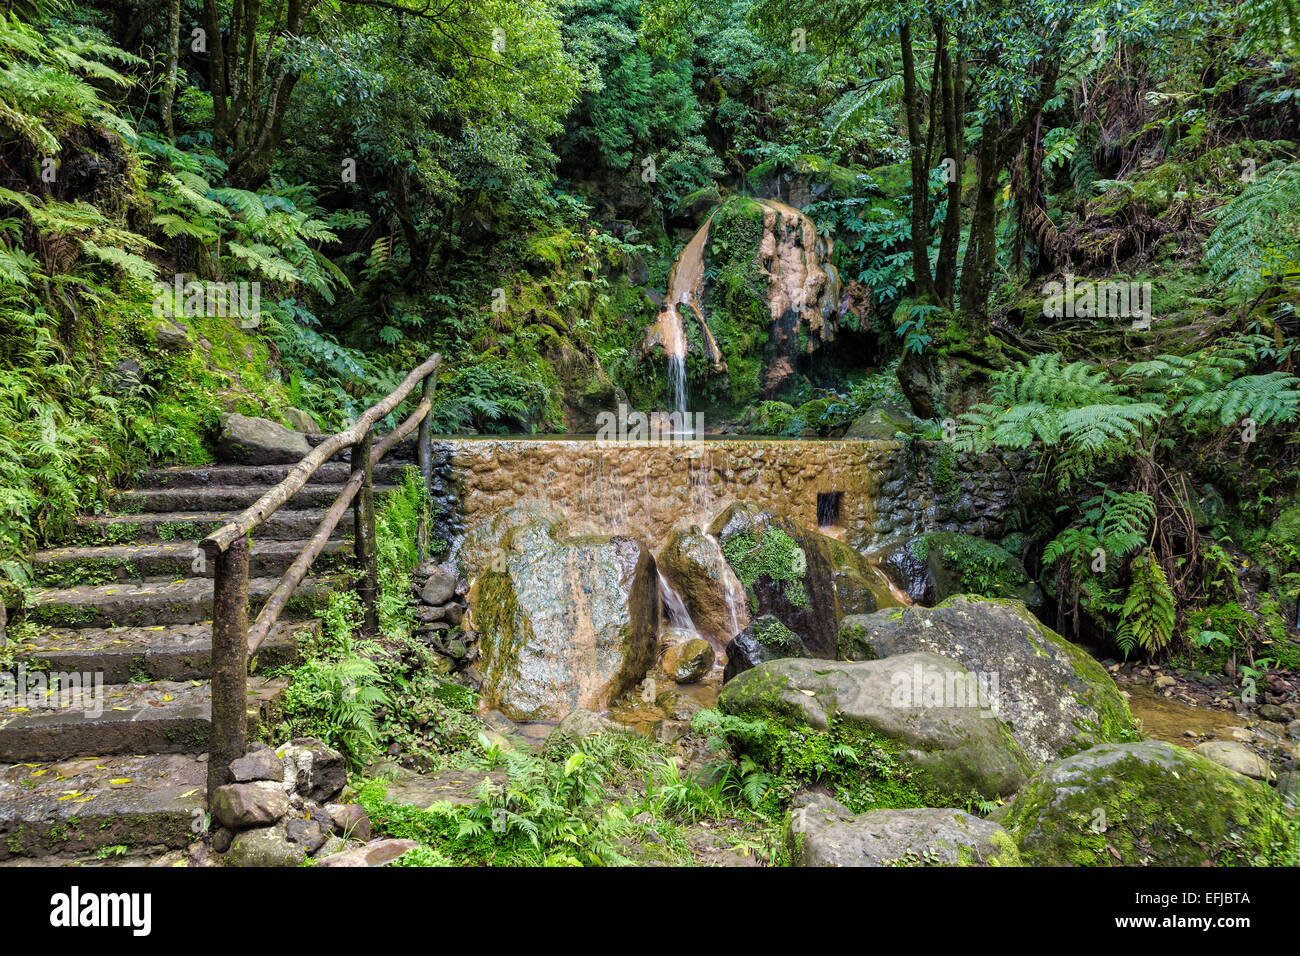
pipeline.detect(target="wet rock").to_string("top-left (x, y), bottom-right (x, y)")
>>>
top-left (315, 838), bottom-right (420, 867)
top-left (216, 413), bottom-right (311, 465)
top-left (720, 653), bottom-right (1032, 800)
top-left (1193, 741), bottom-right (1272, 780)
top-left (421, 568), bottom-right (457, 606)
top-left (709, 503), bottom-right (898, 661)
top-left (836, 596), bottom-right (1134, 766)
top-left (470, 518), bottom-right (658, 720)
top-left (547, 708), bottom-right (620, 745)
top-left (660, 637), bottom-right (715, 684)
top-left (788, 793), bottom-right (1019, 866)
top-left (276, 738), bottom-right (347, 802)
top-left (1257, 703), bottom-right (1289, 723)
top-left (876, 538), bottom-right (930, 604)
top-left (724, 614), bottom-right (810, 681)
top-left (658, 525), bottom-right (750, 643)
top-left (211, 781), bottom-right (289, 830)
top-left (993, 741), bottom-right (1281, 866)
top-left (225, 823), bottom-right (307, 867)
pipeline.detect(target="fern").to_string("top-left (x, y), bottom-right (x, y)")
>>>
top-left (1204, 160), bottom-right (1300, 295)
top-left (1117, 553), bottom-right (1176, 656)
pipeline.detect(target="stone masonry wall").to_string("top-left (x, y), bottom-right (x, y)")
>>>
top-left (428, 437), bottom-right (1036, 556)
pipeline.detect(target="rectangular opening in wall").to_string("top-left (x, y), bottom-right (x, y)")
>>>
top-left (817, 492), bottom-right (843, 529)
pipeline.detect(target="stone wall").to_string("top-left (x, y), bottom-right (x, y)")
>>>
top-left (428, 437), bottom-right (1036, 558)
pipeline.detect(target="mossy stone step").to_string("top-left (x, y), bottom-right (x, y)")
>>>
top-left (137, 459), bottom-right (413, 489)
top-left (26, 576), bottom-right (337, 629)
top-left (115, 483), bottom-right (400, 514)
top-left (0, 676), bottom-right (285, 762)
top-left (13, 619), bottom-right (312, 683)
top-left (69, 509), bottom-right (353, 546)
top-left (32, 538), bottom-right (352, 587)
top-left (0, 753), bottom-right (207, 861)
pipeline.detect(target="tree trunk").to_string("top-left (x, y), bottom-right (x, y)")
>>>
top-left (900, 18), bottom-right (937, 303)
top-left (935, 36), bottom-right (964, 305)
top-left (160, 0), bottom-right (181, 140)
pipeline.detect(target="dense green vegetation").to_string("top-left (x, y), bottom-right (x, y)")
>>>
top-left (1, 0), bottom-right (1299, 867)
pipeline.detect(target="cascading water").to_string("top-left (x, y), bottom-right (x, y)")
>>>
top-left (657, 571), bottom-right (697, 632)
top-left (644, 213), bottom-right (724, 429)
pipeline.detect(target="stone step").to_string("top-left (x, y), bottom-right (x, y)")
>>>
top-left (0, 753), bottom-right (207, 861)
top-left (70, 509), bottom-right (353, 546)
top-left (0, 676), bottom-right (285, 762)
top-left (115, 483), bottom-right (400, 514)
top-left (306, 432), bottom-right (418, 460)
top-left (137, 460), bottom-right (414, 489)
top-left (31, 538), bottom-right (353, 587)
top-left (25, 576), bottom-right (337, 629)
top-left (12, 619), bottom-right (312, 683)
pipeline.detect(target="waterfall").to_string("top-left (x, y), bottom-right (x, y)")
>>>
top-left (644, 213), bottom-right (723, 427)
top-left (657, 571), bottom-right (697, 633)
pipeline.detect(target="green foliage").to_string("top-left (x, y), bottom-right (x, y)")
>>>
top-left (1205, 160), bottom-right (1300, 296)
top-left (720, 526), bottom-right (809, 609)
top-left (280, 655), bottom-right (388, 772)
top-left (1117, 552), bottom-right (1177, 656)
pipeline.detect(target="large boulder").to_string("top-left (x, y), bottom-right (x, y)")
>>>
top-left (216, 413), bottom-right (311, 465)
top-left (837, 596), bottom-right (1133, 766)
top-left (788, 793), bottom-right (1020, 866)
top-left (993, 741), bottom-right (1284, 866)
top-left (658, 525), bottom-right (750, 644)
top-left (456, 501), bottom-right (570, 580)
top-left (470, 518), bottom-right (658, 720)
top-left (709, 503), bottom-right (897, 663)
top-left (719, 653), bottom-right (1033, 801)
top-left (723, 614), bottom-right (809, 681)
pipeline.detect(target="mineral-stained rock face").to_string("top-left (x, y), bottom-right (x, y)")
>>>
top-left (788, 793), bottom-right (1020, 867)
top-left (719, 653), bottom-right (1033, 800)
top-left (657, 524), bottom-right (749, 644)
top-left (836, 596), bottom-right (1133, 766)
top-left (993, 741), bottom-right (1282, 866)
top-left (469, 519), bottom-right (659, 721)
top-left (709, 503), bottom-right (898, 661)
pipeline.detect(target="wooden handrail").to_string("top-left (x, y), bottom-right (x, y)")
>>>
top-left (200, 351), bottom-right (441, 558)
top-left (245, 396), bottom-right (431, 655)
top-left (204, 352), bottom-right (440, 801)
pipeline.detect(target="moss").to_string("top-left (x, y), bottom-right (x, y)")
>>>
top-left (720, 527), bottom-right (809, 610)
top-left (997, 742), bottom-right (1284, 866)
top-left (701, 196), bottom-right (769, 409)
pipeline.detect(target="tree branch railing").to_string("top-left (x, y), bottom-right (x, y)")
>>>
top-left (199, 352), bottom-right (440, 800)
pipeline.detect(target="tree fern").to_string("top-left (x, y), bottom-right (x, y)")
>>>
top-left (1204, 159), bottom-right (1300, 295)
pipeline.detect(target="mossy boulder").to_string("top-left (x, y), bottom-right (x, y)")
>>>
top-left (723, 614), bottom-right (809, 681)
top-left (659, 635), bottom-right (715, 684)
top-left (992, 741), bottom-right (1286, 866)
top-left (844, 406), bottom-right (917, 440)
top-left (710, 503), bottom-right (896, 664)
top-left (788, 793), bottom-right (1021, 867)
top-left (456, 501), bottom-right (570, 580)
top-left (836, 596), bottom-right (1134, 766)
top-left (469, 519), bottom-right (658, 720)
top-left (901, 532), bottom-right (1042, 609)
top-left (719, 653), bottom-right (1033, 801)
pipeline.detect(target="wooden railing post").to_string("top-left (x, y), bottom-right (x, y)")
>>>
top-left (352, 428), bottom-right (379, 636)
top-left (417, 370), bottom-right (435, 560)
top-left (206, 535), bottom-right (249, 802)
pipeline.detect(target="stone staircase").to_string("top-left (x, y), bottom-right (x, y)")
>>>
top-left (0, 454), bottom-right (409, 862)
